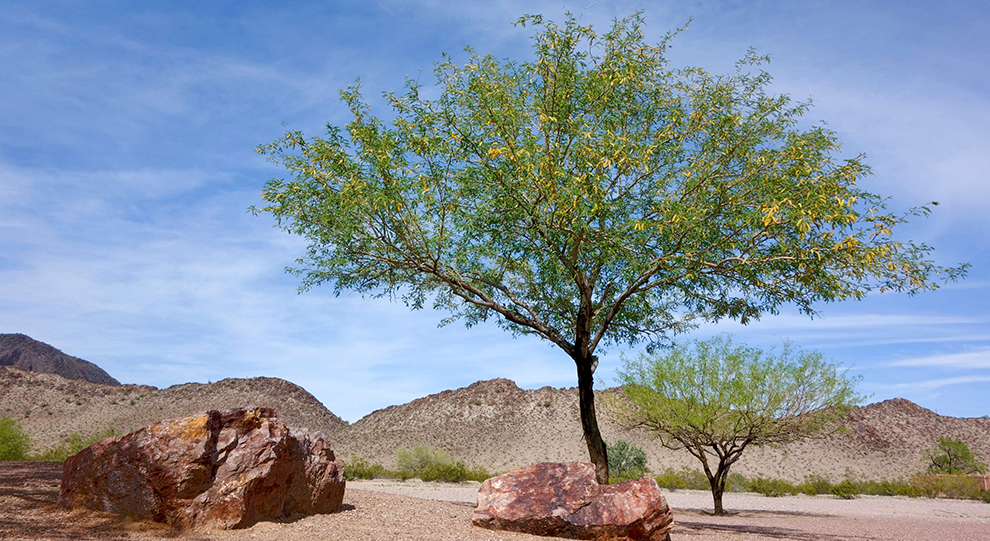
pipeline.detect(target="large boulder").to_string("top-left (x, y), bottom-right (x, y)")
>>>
top-left (58, 407), bottom-right (345, 530)
top-left (473, 462), bottom-right (672, 541)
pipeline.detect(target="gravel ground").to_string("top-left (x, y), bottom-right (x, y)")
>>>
top-left (3, 463), bottom-right (989, 540)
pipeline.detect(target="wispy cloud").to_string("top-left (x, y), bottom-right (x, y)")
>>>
top-left (889, 348), bottom-right (990, 369)
top-left (870, 375), bottom-right (990, 392)
top-left (1, 0), bottom-right (988, 422)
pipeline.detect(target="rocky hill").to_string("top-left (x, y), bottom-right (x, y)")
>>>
top-left (0, 366), bottom-right (347, 451)
top-left (0, 334), bottom-right (120, 385)
top-left (4, 363), bottom-right (988, 483)
top-left (334, 378), bottom-right (990, 483)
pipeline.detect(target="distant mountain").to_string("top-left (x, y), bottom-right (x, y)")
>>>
top-left (0, 366), bottom-right (348, 452)
top-left (334, 378), bottom-right (990, 482)
top-left (0, 333), bottom-right (120, 386)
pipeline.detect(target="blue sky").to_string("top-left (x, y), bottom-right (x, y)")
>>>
top-left (1, 0), bottom-right (987, 422)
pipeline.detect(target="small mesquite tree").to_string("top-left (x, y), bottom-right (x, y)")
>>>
top-left (255, 14), bottom-right (964, 483)
top-left (614, 335), bottom-right (862, 515)
top-left (0, 417), bottom-right (31, 461)
top-left (606, 439), bottom-right (649, 481)
top-left (925, 437), bottom-right (989, 475)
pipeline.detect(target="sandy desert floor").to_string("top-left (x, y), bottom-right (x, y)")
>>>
top-left (2, 462), bottom-right (989, 541)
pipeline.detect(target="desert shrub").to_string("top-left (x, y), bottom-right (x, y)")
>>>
top-left (344, 457), bottom-right (395, 480)
top-left (798, 474), bottom-right (833, 495)
top-left (35, 427), bottom-right (121, 462)
top-left (910, 473), bottom-right (944, 498)
top-left (747, 477), bottom-right (796, 497)
top-left (725, 472), bottom-right (749, 492)
top-left (857, 478), bottom-right (915, 497)
top-left (0, 417), bottom-right (31, 461)
top-left (654, 468), bottom-right (710, 491)
top-left (393, 445), bottom-right (491, 483)
top-left (654, 468), bottom-right (687, 490)
top-left (830, 479), bottom-right (858, 499)
top-left (417, 461), bottom-right (491, 483)
top-left (606, 440), bottom-right (649, 482)
top-left (396, 445), bottom-right (453, 473)
top-left (910, 474), bottom-right (987, 501)
top-left (940, 475), bottom-right (985, 500)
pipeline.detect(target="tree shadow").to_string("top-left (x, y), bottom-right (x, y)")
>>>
top-left (676, 506), bottom-right (835, 519)
top-left (675, 520), bottom-right (872, 540)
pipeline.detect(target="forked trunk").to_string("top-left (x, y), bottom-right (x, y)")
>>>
top-left (708, 463), bottom-right (729, 516)
top-left (576, 354), bottom-right (609, 484)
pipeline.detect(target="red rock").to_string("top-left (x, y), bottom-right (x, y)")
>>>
top-left (58, 407), bottom-right (345, 530)
top-left (473, 462), bottom-right (672, 541)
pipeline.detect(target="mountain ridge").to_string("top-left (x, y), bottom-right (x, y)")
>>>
top-left (332, 378), bottom-right (990, 483)
top-left (1, 333), bottom-right (987, 484)
top-left (0, 366), bottom-right (346, 451)
top-left (0, 333), bottom-right (120, 386)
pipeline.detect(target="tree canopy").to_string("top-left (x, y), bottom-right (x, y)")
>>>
top-left (0, 417), bottom-right (31, 461)
top-left (925, 437), bottom-right (988, 475)
top-left (614, 334), bottom-right (862, 514)
top-left (255, 13), bottom-right (964, 483)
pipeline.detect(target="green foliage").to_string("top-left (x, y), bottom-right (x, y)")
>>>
top-left (615, 334), bottom-right (862, 513)
top-left (606, 440), bottom-right (649, 482)
top-left (726, 472), bottom-right (749, 493)
top-left (798, 474), bottom-right (833, 495)
top-left (924, 437), bottom-right (988, 475)
top-left (616, 335), bottom-right (863, 450)
top-left (34, 427), bottom-right (122, 462)
top-left (830, 479), bottom-right (858, 499)
top-left (795, 473), bottom-right (915, 498)
top-left (857, 478), bottom-right (916, 497)
top-left (0, 417), bottom-right (31, 461)
top-left (257, 13), bottom-right (961, 351)
top-left (654, 467), bottom-right (722, 491)
top-left (344, 457), bottom-right (392, 480)
top-left (910, 473), bottom-right (989, 500)
top-left (346, 445), bottom-right (491, 483)
top-left (394, 445), bottom-right (492, 482)
top-left (748, 477), bottom-right (797, 497)
top-left (254, 11), bottom-right (963, 482)
top-left (395, 445), bottom-right (454, 473)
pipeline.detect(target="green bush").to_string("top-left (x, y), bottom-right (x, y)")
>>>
top-left (347, 445), bottom-right (491, 483)
top-left (606, 440), bottom-right (649, 482)
top-left (416, 461), bottom-right (491, 483)
top-left (798, 474), bottom-right (833, 495)
top-left (725, 472), bottom-right (749, 492)
top-left (910, 473), bottom-right (987, 500)
top-left (654, 468), bottom-right (711, 491)
top-left (0, 417), bottom-right (31, 461)
top-left (747, 477), bottom-right (796, 497)
top-left (396, 445), bottom-right (452, 473)
top-left (830, 479), bottom-right (858, 499)
top-left (344, 457), bottom-right (394, 480)
top-left (857, 478), bottom-right (915, 497)
top-left (34, 427), bottom-right (121, 462)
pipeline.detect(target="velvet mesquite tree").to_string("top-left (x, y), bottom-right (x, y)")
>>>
top-left (614, 335), bottom-right (862, 515)
top-left (254, 13), bottom-right (966, 483)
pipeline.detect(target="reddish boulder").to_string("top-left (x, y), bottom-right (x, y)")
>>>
top-left (58, 407), bottom-right (345, 530)
top-left (473, 462), bottom-right (672, 541)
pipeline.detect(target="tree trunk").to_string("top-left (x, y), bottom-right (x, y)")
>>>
top-left (576, 354), bottom-right (609, 484)
top-left (709, 463), bottom-right (728, 516)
